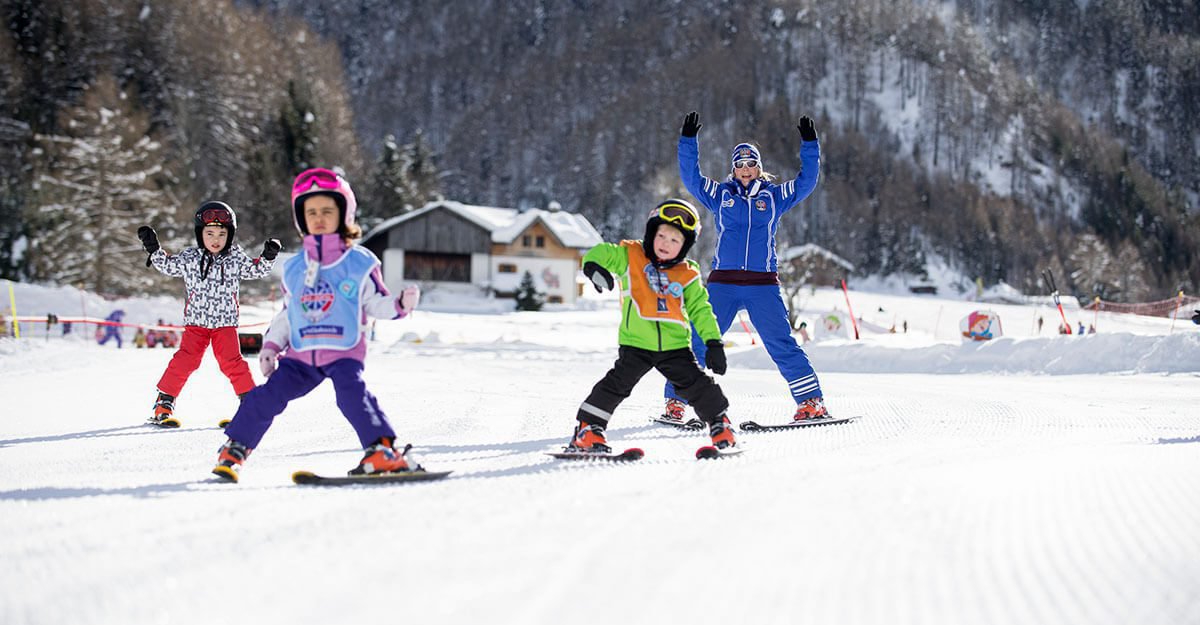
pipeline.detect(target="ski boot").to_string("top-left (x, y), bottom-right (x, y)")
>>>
top-left (660, 398), bottom-right (688, 425)
top-left (147, 392), bottom-right (180, 428)
top-left (793, 396), bottom-right (830, 422)
top-left (349, 437), bottom-right (414, 476)
top-left (708, 415), bottom-right (738, 450)
top-left (212, 439), bottom-right (251, 483)
top-left (567, 421), bottom-right (612, 454)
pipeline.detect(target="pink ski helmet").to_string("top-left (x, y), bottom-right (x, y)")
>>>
top-left (291, 168), bottom-right (358, 235)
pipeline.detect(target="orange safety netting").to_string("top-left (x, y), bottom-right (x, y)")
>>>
top-left (1083, 294), bottom-right (1200, 319)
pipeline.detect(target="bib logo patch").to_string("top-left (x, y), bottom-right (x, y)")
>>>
top-left (338, 279), bottom-right (358, 299)
top-left (300, 279), bottom-right (336, 322)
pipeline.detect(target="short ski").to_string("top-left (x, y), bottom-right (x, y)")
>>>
top-left (696, 445), bottom-right (742, 459)
top-left (739, 416), bottom-right (859, 431)
top-left (292, 469), bottom-right (452, 486)
top-left (547, 447), bottom-right (645, 462)
top-left (217, 418), bottom-right (231, 428)
top-left (146, 417), bottom-right (181, 429)
top-left (650, 415), bottom-right (705, 430)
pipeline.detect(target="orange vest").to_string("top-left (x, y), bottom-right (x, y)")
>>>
top-left (620, 240), bottom-right (699, 329)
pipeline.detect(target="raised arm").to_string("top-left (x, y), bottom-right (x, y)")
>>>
top-left (677, 112), bottom-right (722, 213)
top-left (778, 116), bottom-right (821, 213)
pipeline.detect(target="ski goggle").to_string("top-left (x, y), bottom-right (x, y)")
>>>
top-left (292, 168), bottom-right (342, 194)
top-left (656, 201), bottom-right (699, 232)
top-left (199, 206), bottom-right (233, 225)
top-left (733, 159), bottom-right (759, 170)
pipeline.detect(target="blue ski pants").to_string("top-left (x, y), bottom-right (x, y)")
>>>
top-left (665, 282), bottom-right (821, 404)
top-left (224, 357), bottom-right (395, 449)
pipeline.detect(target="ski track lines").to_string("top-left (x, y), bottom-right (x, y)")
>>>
top-left (5, 336), bottom-right (1200, 623)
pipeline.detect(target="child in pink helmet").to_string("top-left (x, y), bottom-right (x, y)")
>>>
top-left (212, 168), bottom-right (422, 483)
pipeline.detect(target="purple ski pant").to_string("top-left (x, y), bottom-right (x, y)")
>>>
top-left (223, 357), bottom-right (395, 449)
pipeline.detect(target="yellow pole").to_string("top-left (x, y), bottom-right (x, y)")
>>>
top-left (6, 279), bottom-right (18, 339)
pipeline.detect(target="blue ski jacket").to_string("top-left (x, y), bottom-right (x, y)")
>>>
top-left (678, 135), bottom-right (820, 273)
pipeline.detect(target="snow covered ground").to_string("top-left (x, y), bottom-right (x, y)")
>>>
top-left (2, 281), bottom-right (1199, 625)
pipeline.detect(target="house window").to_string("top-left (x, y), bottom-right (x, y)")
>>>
top-left (404, 251), bottom-right (471, 282)
top-left (522, 235), bottom-right (532, 247)
top-left (547, 295), bottom-right (563, 304)
top-left (498, 263), bottom-right (517, 273)
top-left (535, 236), bottom-right (545, 248)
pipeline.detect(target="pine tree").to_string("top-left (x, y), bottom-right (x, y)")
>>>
top-left (514, 270), bottom-right (545, 311)
top-left (280, 80), bottom-right (319, 175)
top-left (367, 134), bottom-right (407, 229)
top-left (27, 75), bottom-right (176, 295)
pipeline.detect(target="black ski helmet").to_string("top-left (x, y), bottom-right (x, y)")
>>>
top-left (642, 198), bottom-right (701, 268)
top-left (194, 201), bottom-right (237, 255)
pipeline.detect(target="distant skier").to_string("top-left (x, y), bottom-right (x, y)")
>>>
top-left (663, 110), bottom-right (831, 425)
top-left (138, 201), bottom-right (281, 427)
top-left (576, 198), bottom-right (738, 454)
top-left (213, 169), bottom-right (421, 482)
top-left (96, 309), bottom-right (125, 348)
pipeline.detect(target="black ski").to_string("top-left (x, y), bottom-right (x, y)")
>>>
top-left (696, 445), bottom-right (742, 459)
top-left (292, 469), bottom-right (452, 485)
top-left (650, 415), bottom-right (705, 430)
top-left (547, 447), bottom-right (645, 462)
top-left (739, 416), bottom-right (859, 431)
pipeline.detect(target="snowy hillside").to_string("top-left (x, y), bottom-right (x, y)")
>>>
top-left (2, 282), bottom-right (1199, 625)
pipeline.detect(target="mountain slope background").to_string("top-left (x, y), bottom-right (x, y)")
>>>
top-left (2, 0), bottom-right (1198, 299)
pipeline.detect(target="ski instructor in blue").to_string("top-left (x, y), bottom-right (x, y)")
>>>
top-left (662, 110), bottom-right (833, 424)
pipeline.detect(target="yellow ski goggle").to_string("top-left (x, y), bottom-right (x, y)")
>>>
top-left (655, 201), bottom-right (699, 232)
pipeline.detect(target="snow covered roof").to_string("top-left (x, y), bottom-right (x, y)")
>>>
top-left (780, 243), bottom-right (855, 271)
top-left (364, 200), bottom-right (602, 250)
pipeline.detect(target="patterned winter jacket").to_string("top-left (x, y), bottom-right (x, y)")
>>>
top-left (149, 245), bottom-right (275, 328)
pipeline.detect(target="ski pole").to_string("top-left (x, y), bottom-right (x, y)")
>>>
top-left (736, 311), bottom-right (756, 345)
top-left (841, 279), bottom-right (860, 340)
top-left (1042, 270), bottom-right (1071, 335)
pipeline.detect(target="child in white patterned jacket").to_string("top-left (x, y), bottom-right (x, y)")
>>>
top-left (137, 201), bottom-right (281, 428)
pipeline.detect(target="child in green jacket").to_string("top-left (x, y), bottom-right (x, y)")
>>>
top-left (571, 198), bottom-right (737, 453)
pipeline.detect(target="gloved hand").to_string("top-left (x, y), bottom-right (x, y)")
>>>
top-left (583, 261), bottom-right (614, 293)
top-left (1192, 309), bottom-right (1200, 325)
top-left (704, 339), bottom-right (727, 375)
top-left (681, 111), bottom-right (702, 138)
top-left (261, 238), bottom-right (282, 261)
top-left (137, 226), bottom-right (159, 266)
top-left (399, 285), bottom-right (421, 314)
top-left (798, 116), bottom-right (818, 142)
top-left (259, 347), bottom-right (279, 377)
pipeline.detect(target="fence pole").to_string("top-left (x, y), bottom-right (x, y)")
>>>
top-left (6, 280), bottom-right (18, 339)
top-left (1169, 290), bottom-right (1183, 334)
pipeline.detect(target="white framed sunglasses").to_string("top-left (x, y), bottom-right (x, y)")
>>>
top-left (733, 159), bottom-right (759, 169)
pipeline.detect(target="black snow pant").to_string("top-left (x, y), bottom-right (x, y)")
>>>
top-left (577, 345), bottom-right (728, 427)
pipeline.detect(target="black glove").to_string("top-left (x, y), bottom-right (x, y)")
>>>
top-left (137, 226), bottom-right (159, 254)
top-left (704, 339), bottom-right (727, 375)
top-left (681, 111), bottom-right (702, 138)
top-left (1192, 310), bottom-right (1200, 325)
top-left (583, 261), bottom-right (614, 293)
top-left (798, 115), bottom-right (818, 142)
top-left (261, 238), bottom-right (282, 261)
top-left (137, 226), bottom-right (159, 266)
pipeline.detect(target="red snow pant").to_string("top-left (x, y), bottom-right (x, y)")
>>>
top-left (156, 326), bottom-right (255, 397)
